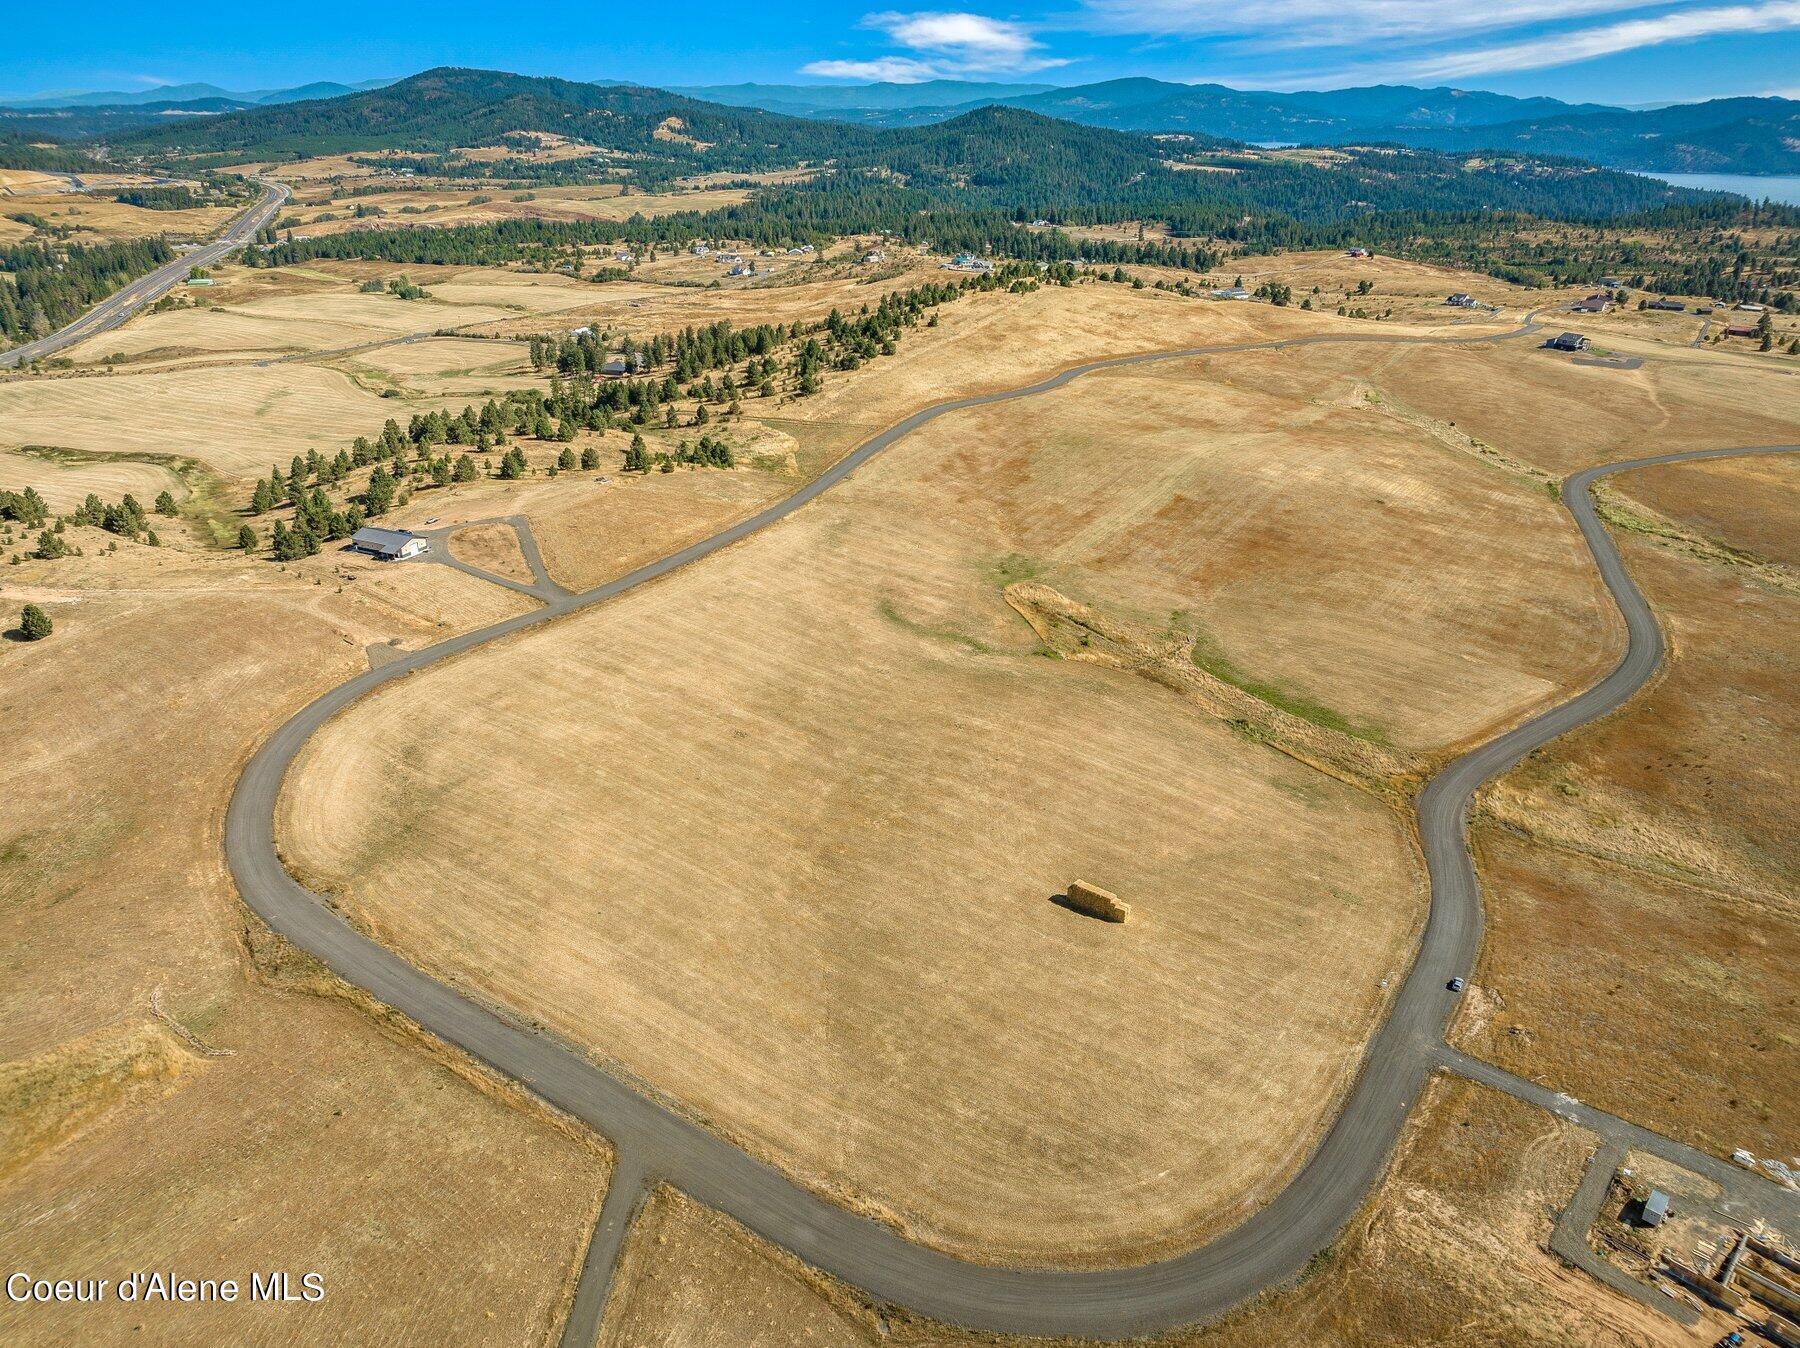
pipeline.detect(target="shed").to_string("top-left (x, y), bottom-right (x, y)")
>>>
top-left (349, 527), bottom-right (428, 561)
top-left (1641, 1190), bottom-right (1671, 1227)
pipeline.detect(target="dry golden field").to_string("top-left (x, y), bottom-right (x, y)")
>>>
top-left (1458, 455), bottom-right (1800, 1164)
top-left (0, 556), bottom-right (606, 1346)
top-left (595, 1078), bottom-right (1700, 1347)
top-left (448, 522), bottom-right (534, 583)
top-left (279, 451), bottom-right (1425, 1266)
top-left (0, 363), bottom-right (483, 481)
top-left (1283, 333), bottom-right (1800, 478)
top-left (0, 172), bottom-right (239, 242)
top-left (272, 278), bottom-right (1659, 1268)
top-left (279, 182), bottom-right (755, 237)
top-left (266, 283), bottom-right (1566, 1265)
top-left (0, 447), bottom-right (186, 515)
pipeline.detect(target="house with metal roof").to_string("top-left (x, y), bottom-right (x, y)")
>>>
top-left (1546, 332), bottom-right (1590, 351)
top-left (349, 527), bottom-right (429, 561)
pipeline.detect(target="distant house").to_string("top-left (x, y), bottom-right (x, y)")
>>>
top-left (1640, 1190), bottom-right (1671, 1228)
top-left (1599, 276), bottom-right (1625, 289)
top-left (349, 527), bottom-right (428, 561)
top-left (691, 243), bottom-right (711, 256)
top-left (569, 325), bottom-right (593, 337)
top-left (1445, 293), bottom-right (1475, 307)
top-left (1647, 299), bottom-right (1685, 312)
top-left (944, 254), bottom-right (993, 273)
top-left (861, 249), bottom-right (886, 264)
top-left (1695, 305), bottom-right (1715, 315)
top-left (1735, 301), bottom-right (1766, 312)
top-left (727, 262), bottom-right (754, 277)
top-left (1547, 332), bottom-right (1589, 351)
top-left (1571, 294), bottom-right (1611, 314)
top-left (1724, 324), bottom-right (1760, 339)
top-left (1210, 286), bottom-right (1252, 300)
top-left (600, 352), bottom-right (646, 377)
top-left (1028, 218), bottom-right (1051, 227)
top-left (1345, 247), bottom-right (1371, 258)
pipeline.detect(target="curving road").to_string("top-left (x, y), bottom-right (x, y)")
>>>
top-left (223, 310), bottom-right (1798, 1337)
top-left (0, 178), bottom-right (289, 370)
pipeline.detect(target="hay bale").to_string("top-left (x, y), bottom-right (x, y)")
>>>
top-left (1066, 880), bottom-right (1130, 923)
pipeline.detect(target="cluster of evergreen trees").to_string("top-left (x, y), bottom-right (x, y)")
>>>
top-left (0, 237), bottom-right (175, 347)
top-left (0, 487), bottom-right (48, 528)
top-left (112, 186), bottom-right (202, 211)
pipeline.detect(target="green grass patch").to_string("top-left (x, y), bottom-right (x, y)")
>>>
top-left (1189, 623), bottom-right (1391, 745)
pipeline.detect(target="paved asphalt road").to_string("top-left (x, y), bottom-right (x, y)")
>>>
top-left (220, 305), bottom-right (1799, 1338)
top-left (0, 179), bottom-right (288, 370)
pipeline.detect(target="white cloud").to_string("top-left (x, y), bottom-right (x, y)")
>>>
top-left (1077, 0), bottom-right (1674, 47)
top-left (801, 56), bottom-right (947, 81)
top-left (802, 9), bottom-right (1071, 80)
top-left (869, 10), bottom-right (1041, 59)
top-left (1400, 0), bottom-right (1800, 78)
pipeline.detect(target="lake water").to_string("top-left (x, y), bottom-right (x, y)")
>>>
top-left (1637, 172), bottom-right (1800, 205)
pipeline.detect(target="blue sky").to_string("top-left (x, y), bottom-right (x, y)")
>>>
top-left (6, 0), bottom-right (1798, 104)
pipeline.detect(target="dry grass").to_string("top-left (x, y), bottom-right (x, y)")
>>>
top-left (0, 190), bottom-right (237, 242)
top-left (448, 523), bottom-right (534, 584)
top-left (0, 358), bottom-right (533, 485)
top-left (1279, 335), bottom-right (1800, 478)
top-left (0, 561), bottom-right (606, 1346)
top-left (1458, 457), bottom-right (1800, 1163)
top-left (0, 447), bottom-right (185, 515)
top-left (278, 297), bottom-right (1440, 1269)
top-left (883, 343), bottom-right (1619, 753)
top-left (595, 1078), bottom-right (1701, 1347)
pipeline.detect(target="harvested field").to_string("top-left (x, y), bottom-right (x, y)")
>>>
top-left (0, 571), bottom-right (606, 1346)
top-left (0, 190), bottom-right (238, 242)
top-left (1276, 337), bottom-right (1800, 478)
top-left (277, 315), bottom-right (1449, 1267)
top-left (449, 523), bottom-right (534, 584)
top-left (1460, 459), bottom-right (1800, 1163)
top-left (325, 337), bottom-right (537, 399)
top-left (0, 448), bottom-right (185, 515)
top-left (528, 466), bottom-right (791, 592)
top-left (885, 346), bottom-right (1619, 753)
top-left (594, 1079), bottom-right (1699, 1347)
top-left (0, 362), bottom-right (502, 483)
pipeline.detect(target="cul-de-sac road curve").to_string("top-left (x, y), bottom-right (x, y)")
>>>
top-left (222, 310), bottom-right (1798, 1338)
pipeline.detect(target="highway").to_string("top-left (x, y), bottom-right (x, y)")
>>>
top-left (217, 310), bottom-right (1799, 1338)
top-left (0, 178), bottom-right (289, 370)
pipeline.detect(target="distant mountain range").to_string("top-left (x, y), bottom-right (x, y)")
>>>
top-left (676, 76), bottom-right (1800, 174)
top-left (0, 78), bottom-right (394, 109)
top-left (6, 70), bottom-right (1795, 176)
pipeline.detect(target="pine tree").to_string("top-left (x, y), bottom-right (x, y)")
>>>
top-left (155, 490), bottom-right (178, 516)
top-left (238, 523), bottom-right (258, 551)
top-left (19, 603), bottom-right (52, 641)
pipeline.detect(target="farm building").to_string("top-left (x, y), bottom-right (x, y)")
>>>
top-left (1724, 324), bottom-right (1760, 339)
top-left (1547, 332), bottom-right (1590, 351)
top-left (1647, 299), bottom-right (1685, 311)
top-left (349, 527), bottom-right (429, 561)
top-left (1211, 286), bottom-right (1252, 300)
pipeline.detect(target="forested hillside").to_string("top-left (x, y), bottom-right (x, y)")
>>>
top-left (112, 67), bottom-right (877, 171)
